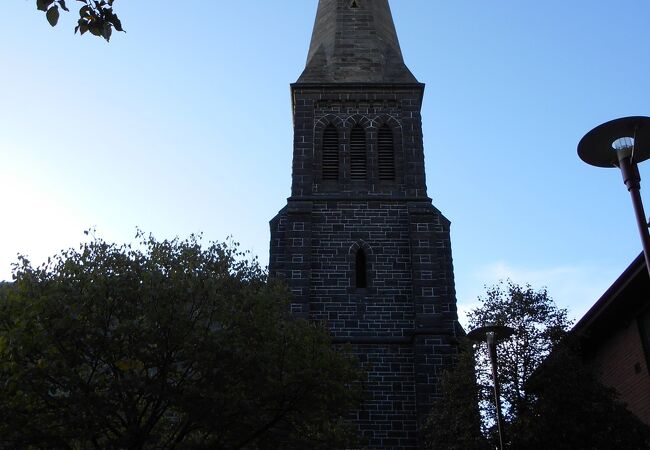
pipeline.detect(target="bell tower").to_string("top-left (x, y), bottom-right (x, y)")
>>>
top-left (270, 1), bottom-right (460, 448)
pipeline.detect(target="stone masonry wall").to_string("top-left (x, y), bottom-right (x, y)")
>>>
top-left (289, 85), bottom-right (428, 199)
top-left (269, 198), bottom-right (458, 450)
top-left (269, 82), bottom-right (459, 449)
top-left (350, 343), bottom-right (417, 449)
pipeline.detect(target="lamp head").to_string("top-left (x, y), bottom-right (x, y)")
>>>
top-left (467, 324), bottom-right (515, 344)
top-left (578, 116), bottom-right (650, 168)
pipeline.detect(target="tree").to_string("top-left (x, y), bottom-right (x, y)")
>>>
top-left (425, 340), bottom-right (489, 450)
top-left (0, 233), bottom-right (362, 449)
top-left (427, 280), bottom-right (650, 448)
top-left (517, 340), bottom-right (650, 449)
top-left (35, 0), bottom-right (123, 41)
top-left (468, 280), bottom-right (571, 426)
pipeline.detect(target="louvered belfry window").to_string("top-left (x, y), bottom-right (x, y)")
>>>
top-left (350, 125), bottom-right (367, 181)
top-left (322, 125), bottom-right (339, 181)
top-left (378, 125), bottom-right (395, 181)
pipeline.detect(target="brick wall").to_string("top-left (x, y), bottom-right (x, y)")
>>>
top-left (289, 85), bottom-right (428, 199)
top-left (269, 82), bottom-right (459, 449)
top-left (587, 319), bottom-right (650, 424)
top-left (350, 343), bottom-right (418, 449)
top-left (270, 198), bottom-right (458, 449)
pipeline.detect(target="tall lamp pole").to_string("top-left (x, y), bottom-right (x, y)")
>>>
top-left (578, 116), bottom-right (650, 276)
top-left (467, 324), bottom-right (515, 450)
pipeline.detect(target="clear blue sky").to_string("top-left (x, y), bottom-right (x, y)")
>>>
top-left (2, 1), bottom-right (650, 325)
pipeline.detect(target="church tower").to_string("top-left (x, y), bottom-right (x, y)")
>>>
top-left (270, 1), bottom-right (460, 448)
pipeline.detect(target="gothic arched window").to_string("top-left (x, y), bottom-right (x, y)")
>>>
top-left (322, 125), bottom-right (339, 181)
top-left (350, 125), bottom-right (367, 181)
top-left (355, 248), bottom-right (368, 288)
top-left (378, 125), bottom-right (395, 181)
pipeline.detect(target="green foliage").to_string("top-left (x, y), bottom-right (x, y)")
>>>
top-left (428, 279), bottom-right (650, 448)
top-left (468, 280), bottom-right (571, 423)
top-left (35, 0), bottom-right (123, 41)
top-left (517, 341), bottom-right (650, 449)
top-left (425, 340), bottom-right (489, 450)
top-left (0, 282), bottom-right (10, 300)
top-left (0, 233), bottom-right (362, 449)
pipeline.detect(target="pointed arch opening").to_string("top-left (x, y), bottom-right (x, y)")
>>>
top-left (322, 124), bottom-right (339, 181)
top-left (378, 125), bottom-right (395, 181)
top-left (355, 248), bottom-right (368, 289)
top-left (350, 125), bottom-right (367, 181)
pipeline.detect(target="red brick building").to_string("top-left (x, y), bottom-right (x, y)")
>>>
top-left (573, 253), bottom-right (650, 424)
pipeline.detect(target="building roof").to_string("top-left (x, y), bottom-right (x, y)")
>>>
top-left (572, 252), bottom-right (648, 349)
top-left (296, 0), bottom-right (418, 84)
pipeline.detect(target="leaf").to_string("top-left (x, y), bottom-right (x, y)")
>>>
top-left (58, 0), bottom-right (69, 12)
top-left (106, 12), bottom-right (123, 32)
top-left (46, 6), bottom-right (60, 27)
top-left (101, 22), bottom-right (112, 41)
top-left (116, 359), bottom-right (143, 371)
top-left (115, 359), bottom-right (130, 371)
top-left (36, 0), bottom-right (54, 12)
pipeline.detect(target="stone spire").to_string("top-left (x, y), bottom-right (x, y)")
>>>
top-left (297, 0), bottom-right (418, 83)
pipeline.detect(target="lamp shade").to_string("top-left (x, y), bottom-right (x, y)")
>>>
top-left (467, 324), bottom-right (515, 343)
top-left (578, 116), bottom-right (650, 168)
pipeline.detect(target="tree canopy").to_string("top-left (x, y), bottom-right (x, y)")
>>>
top-left (427, 280), bottom-right (650, 449)
top-left (468, 280), bottom-right (571, 425)
top-left (517, 339), bottom-right (650, 450)
top-left (425, 340), bottom-right (488, 450)
top-left (36, 0), bottom-right (123, 41)
top-left (0, 233), bottom-right (362, 449)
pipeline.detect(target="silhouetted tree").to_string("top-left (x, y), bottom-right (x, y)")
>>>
top-left (425, 340), bottom-right (489, 450)
top-left (468, 280), bottom-right (571, 427)
top-left (427, 280), bottom-right (650, 448)
top-left (515, 340), bottom-right (650, 449)
top-left (0, 233), bottom-right (362, 449)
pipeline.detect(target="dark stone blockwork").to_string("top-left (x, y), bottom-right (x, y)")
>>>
top-left (269, 1), bottom-right (460, 448)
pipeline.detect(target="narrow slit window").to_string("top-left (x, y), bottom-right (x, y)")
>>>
top-left (350, 126), bottom-right (367, 181)
top-left (322, 125), bottom-right (339, 181)
top-left (378, 125), bottom-right (395, 181)
top-left (355, 249), bottom-right (368, 288)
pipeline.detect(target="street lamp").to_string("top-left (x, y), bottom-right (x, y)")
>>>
top-left (467, 324), bottom-right (515, 450)
top-left (578, 116), bottom-right (650, 276)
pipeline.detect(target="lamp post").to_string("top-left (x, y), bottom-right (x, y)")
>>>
top-left (467, 324), bottom-right (515, 450)
top-left (578, 116), bottom-right (650, 276)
